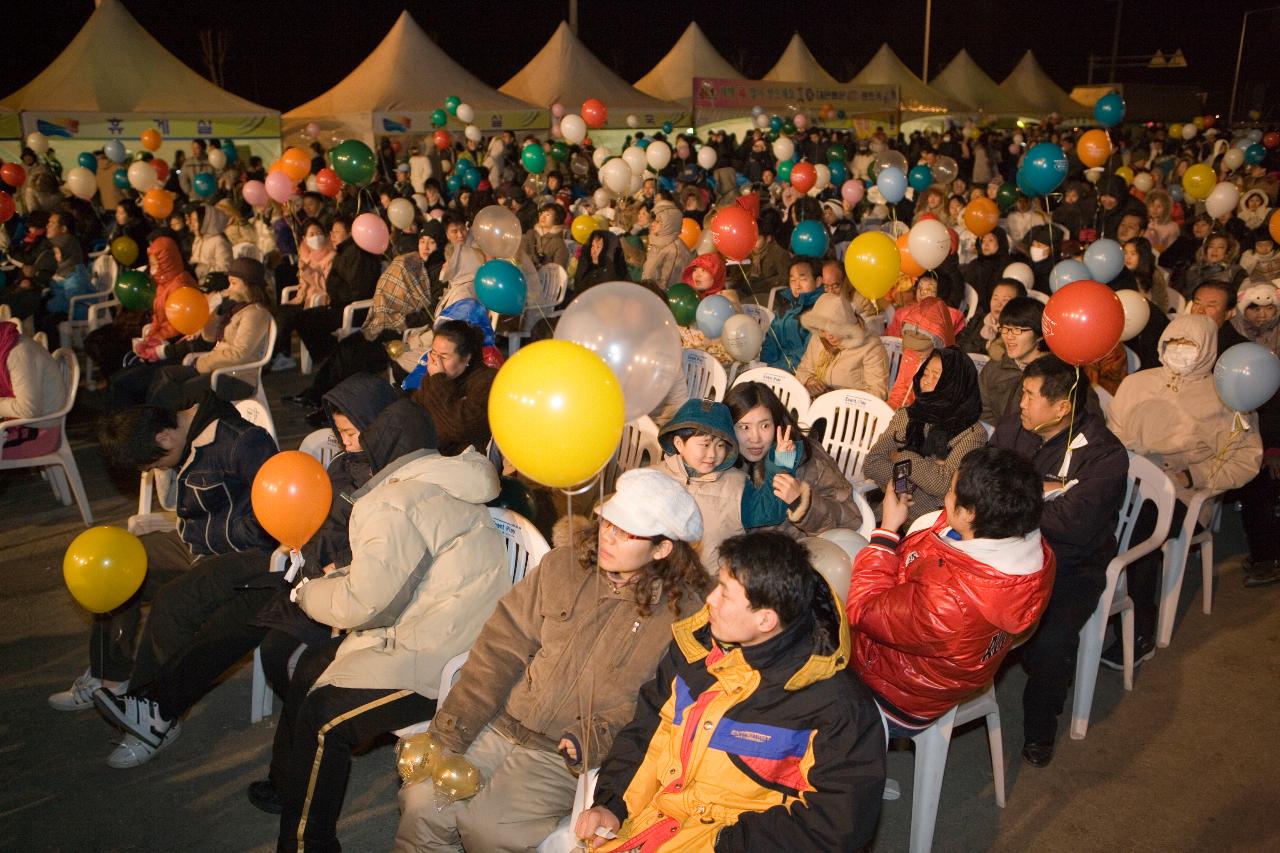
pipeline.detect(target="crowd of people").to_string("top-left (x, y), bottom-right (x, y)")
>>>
top-left (1, 111), bottom-right (1277, 851)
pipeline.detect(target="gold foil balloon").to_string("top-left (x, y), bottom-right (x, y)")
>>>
top-left (385, 339), bottom-right (406, 359)
top-left (396, 732), bottom-right (444, 786)
top-left (432, 755), bottom-right (482, 802)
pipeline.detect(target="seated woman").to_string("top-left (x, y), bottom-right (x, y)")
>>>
top-left (726, 381), bottom-right (863, 537)
top-left (795, 292), bottom-right (889, 399)
top-left (270, 218), bottom-right (334, 371)
top-left (36, 235), bottom-right (93, 342)
top-left (956, 277), bottom-right (1025, 358)
top-left (887, 274), bottom-right (964, 338)
top-left (410, 319), bottom-right (497, 456)
top-left (678, 252), bottom-right (740, 367)
top-left (1177, 231), bottom-right (1246, 298)
top-left (887, 297), bottom-right (957, 409)
top-left (145, 257), bottom-right (274, 410)
top-left (0, 323), bottom-right (66, 460)
top-left (571, 229), bottom-right (630, 295)
top-left (864, 347), bottom-right (987, 526)
top-left (978, 296), bottom-right (1049, 423)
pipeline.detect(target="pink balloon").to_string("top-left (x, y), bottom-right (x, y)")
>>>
top-left (841, 179), bottom-right (864, 206)
top-left (243, 179), bottom-right (269, 208)
top-left (550, 121), bottom-right (563, 139)
top-left (794, 113), bottom-right (808, 130)
top-left (351, 212), bottom-right (390, 254)
top-left (305, 121), bottom-right (321, 137)
top-left (550, 103), bottom-right (566, 119)
top-left (265, 170), bottom-right (297, 204)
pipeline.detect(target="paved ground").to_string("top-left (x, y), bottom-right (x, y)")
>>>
top-left (1, 368), bottom-right (1276, 852)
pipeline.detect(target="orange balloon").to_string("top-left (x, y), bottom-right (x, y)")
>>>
top-left (268, 159), bottom-right (285, 174)
top-left (142, 187), bottom-right (174, 219)
top-left (1270, 210), bottom-right (1280, 245)
top-left (896, 232), bottom-right (925, 277)
top-left (1076, 129), bottom-right (1112, 169)
top-left (164, 286), bottom-right (210, 335)
top-left (680, 217), bottom-right (702, 251)
top-left (140, 129), bottom-right (162, 151)
top-left (251, 451), bottom-right (333, 550)
top-left (962, 197), bottom-right (999, 237)
top-left (281, 146), bottom-right (311, 182)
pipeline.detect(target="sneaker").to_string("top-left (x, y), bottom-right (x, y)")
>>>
top-left (247, 779), bottom-right (284, 815)
top-left (106, 725), bottom-right (182, 769)
top-left (1099, 635), bottom-right (1155, 671)
top-left (270, 353), bottom-right (298, 372)
top-left (48, 670), bottom-right (129, 712)
top-left (1244, 559), bottom-right (1280, 588)
top-left (93, 689), bottom-right (177, 749)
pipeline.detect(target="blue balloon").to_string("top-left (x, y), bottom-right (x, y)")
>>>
top-left (790, 220), bottom-right (829, 258)
top-left (77, 152), bottom-right (97, 172)
top-left (636, 137), bottom-right (651, 149)
top-left (876, 166), bottom-right (906, 203)
top-left (1168, 183), bottom-right (1185, 203)
top-left (908, 164), bottom-right (934, 192)
top-left (827, 159), bottom-right (848, 186)
top-left (769, 115), bottom-right (783, 133)
top-left (104, 139), bottom-right (127, 164)
top-left (192, 172), bottom-right (216, 198)
top-left (1215, 342), bottom-right (1280, 412)
top-left (695, 294), bottom-right (736, 339)
top-left (662, 122), bottom-right (673, 134)
top-left (1245, 143), bottom-right (1267, 166)
top-left (1094, 92), bottom-right (1125, 128)
top-left (1083, 238), bottom-right (1124, 283)
top-left (475, 259), bottom-right (527, 315)
top-left (112, 167), bottom-right (129, 190)
top-left (1049, 259), bottom-right (1092, 293)
top-left (1022, 143), bottom-right (1068, 196)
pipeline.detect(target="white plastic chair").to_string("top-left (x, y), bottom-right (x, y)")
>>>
top-left (280, 285), bottom-right (326, 373)
top-left (298, 428), bottom-right (344, 470)
top-left (487, 506), bottom-right (550, 585)
top-left (1157, 488), bottom-right (1220, 647)
top-left (538, 769), bottom-right (601, 853)
top-left (1165, 289), bottom-right (1185, 315)
top-left (185, 319), bottom-right (279, 439)
top-left (806, 390), bottom-right (895, 495)
top-left (681, 348), bottom-right (728, 402)
top-left (1069, 453), bottom-right (1175, 739)
top-left (740, 303), bottom-right (774, 334)
top-left (968, 352), bottom-right (990, 372)
top-left (851, 492), bottom-right (876, 539)
top-left (765, 285), bottom-right (788, 313)
top-left (962, 283), bottom-right (979, 322)
top-left (391, 651), bottom-right (475, 739)
top-left (498, 264), bottom-right (568, 356)
top-left (1093, 386), bottom-right (1113, 418)
top-left (731, 365), bottom-right (812, 425)
top-left (604, 417), bottom-right (662, 494)
top-left (881, 336), bottom-right (903, 387)
top-left (0, 348), bottom-right (92, 525)
top-left (338, 298), bottom-right (374, 341)
top-left (1027, 290), bottom-right (1050, 305)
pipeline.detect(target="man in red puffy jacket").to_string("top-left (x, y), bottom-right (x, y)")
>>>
top-left (846, 446), bottom-right (1055, 735)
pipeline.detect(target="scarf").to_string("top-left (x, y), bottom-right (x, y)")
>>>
top-left (0, 323), bottom-right (20, 400)
top-left (213, 299), bottom-right (250, 341)
top-left (50, 234), bottom-right (85, 278)
top-left (900, 347), bottom-right (981, 458)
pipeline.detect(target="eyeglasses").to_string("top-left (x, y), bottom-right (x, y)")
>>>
top-left (998, 324), bottom-right (1033, 336)
top-left (601, 519), bottom-right (653, 543)
top-left (426, 347), bottom-right (457, 362)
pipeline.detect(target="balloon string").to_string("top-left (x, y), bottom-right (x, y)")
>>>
top-left (736, 264), bottom-right (796, 372)
top-left (1063, 366), bottom-right (1080, 474)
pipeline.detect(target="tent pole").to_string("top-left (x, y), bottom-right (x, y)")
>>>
top-left (569, 0), bottom-right (578, 35)
top-left (921, 0), bottom-right (933, 83)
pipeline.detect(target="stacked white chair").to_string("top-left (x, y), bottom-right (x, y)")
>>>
top-left (604, 417), bottom-right (662, 494)
top-left (806, 390), bottom-right (895, 495)
top-left (881, 336), bottom-right (903, 387)
top-left (730, 366), bottom-right (812, 425)
top-left (681, 349), bottom-right (728, 402)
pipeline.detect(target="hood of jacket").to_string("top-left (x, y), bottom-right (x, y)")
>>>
top-left (648, 199), bottom-right (683, 249)
top-left (681, 252), bottom-right (727, 295)
top-left (361, 443), bottom-right (501, 508)
top-left (323, 371), bottom-right (402, 447)
top-left (658, 398), bottom-right (739, 470)
top-left (359, 398), bottom-right (439, 476)
top-left (201, 203), bottom-right (230, 237)
top-left (901, 296), bottom-right (958, 348)
top-left (147, 236), bottom-right (186, 286)
top-left (1159, 313), bottom-right (1218, 379)
top-left (49, 234), bottom-right (85, 277)
top-left (801, 292), bottom-right (867, 347)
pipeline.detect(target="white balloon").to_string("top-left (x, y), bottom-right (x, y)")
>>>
top-left (1204, 181), bottom-right (1241, 219)
top-left (387, 198), bottom-right (415, 230)
top-left (127, 160), bottom-right (158, 191)
top-left (208, 148), bottom-right (228, 170)
top-left (801, 537), bottom-right (853, 605)
top-left (696, 227), bottom-right (717, 255)
top-left (720, 313), bottom-right (764, 363)
top-left (628, 172), bottom-right (644, 194)
top-left (593, 187), bottom-right (614, 209)
top-left (1181, 123), bottom-right (1197, 140)
top-left (599, 158), bottom-right (632, 195)
top-left (626, 114), bottom-right (639, 128)
top-left (645, 140), bottom-right (672, 171)
top-left (907, 219), bottom-right (951, 270)
top-left (697, 146), bottom-right (717, 170)
top-left (813, 163), bottom-right (831, 191)
top-left (1222, 147), bottom-right (1245, 171)
top-left (1084, 166), bottom-right (1103, 184)
top-left (622, 146), bottom-right (648, 175)
top-left (26, 132), bottom-right (49, 154)
top-left (1117, 289), bottom-right (1151, 342)
top-left (65, 166), bottom-right (97, 200)
top-left (592, 147), bottom-right (613, 169)
top-left (560, 114), bottom-right (587, 145)
top-left (1002, 262), bottom-right (1034, 289)
top-left (1132, 172), bottom-right (1154, 193)
top-left (464, 124), bottom-right (483, 143)
top-left (772, 137), bottom-right (795, 162)
top-left (455, 103), bottom-right (475, 124)
top-left (755, 114), bottom-right (771, 129)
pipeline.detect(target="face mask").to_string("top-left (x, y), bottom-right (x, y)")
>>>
top-left (306, 235), bottom-right (326, 250)
top-left (1162, 342), bottom-right (1199, 373)
top-left (1030, 246), bottom-right (1050, 262)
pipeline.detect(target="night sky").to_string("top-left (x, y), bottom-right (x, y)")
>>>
top-left (7, 0), bottom-right (1280, 117)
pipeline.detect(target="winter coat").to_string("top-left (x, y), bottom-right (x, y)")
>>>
top-left (138, 237), bottom-right (199, 360)
top-left (46, 266), bottom-right (94, 319)
top-left (519, 224), bottom-right (569, 269)
top-left (653, 453), bottom-right (746, 575)
top-left (642, 200), bottom-right (693, 287)
top-left (0, 334), bottom-right (65, 420)
top-left (743, 440), bottom-right (863, 538)
top-left (573, 230), bottom-right (630, 292)
top-left (295, 239), bottom-right (335, 303)
top-left (430, 545), bottom-right (706, 764)
top-left (1107, 314), bottom-right (1263, 506)
top-left (863, 408), bottom-right (988, 524)
top-left (190, 205), bottom-right (233, 280)
top-left (978, 353), bottom-right (1028, 424)
top-left (740, 238), bottom-right (792, 298)
top-left (193, 301), bottom-right (272, 374)
top-left (847, 512), bottom-right (1055, 721)
top-left (325, 238), bottom-right (382, 309)
top-left (410, 360), bottom-right (496, 456)
top-left (887, 298), bottom-right (958, 409)
top-left (592, 589), bottom-right (886, 853)
top-left (297, 443), bottom-right (509, 698)
top-left (795, 294), bottom-right (889, 398)
top-left (760, 288), bottom-right (822, 372)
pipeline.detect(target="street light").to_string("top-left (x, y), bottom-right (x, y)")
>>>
top-left (1228, 5), bottom-right (1280, 127)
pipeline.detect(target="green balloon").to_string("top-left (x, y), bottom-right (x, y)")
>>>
top-left (114, 269), bottom-right (156, 311)
top-left (826, 144), bottom-right (848, 162)
top-left (995, 181), bottom-right (1019, 211)
top-left (488, 476), bottom-right (537, 521)
top-left (431, 109), bottom-right (448, 128)
top-left (776, 159), bottom-right (795, 182)
top-left (549, 141), bottom-right (569, 162)
top-left (666, 283), bottom-right (699, 326)
top-left (782, 121), bottom-right (797, 136)
top-left (330, 139), bottom-right (376, 186)
top-left (521, 143), bottom-right (547, 174)
top-left (444, 95), bottom-right (461, 116)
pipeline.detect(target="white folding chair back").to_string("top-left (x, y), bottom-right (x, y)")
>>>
top-left (187, 319), bottom-right (280, 441)
top-left (731, 366), bottom-right (812, 424)
top-left (1123, 345), bottom-right (1140, 375)
top-left (765, 285), bottom-right (787, 313)
top-left (963, 283), bottom-right (979, 322)
top-left (740, 303), bottom-right (774, 334)
top-left (533, 264), bottom-right (569, 309)
top-left (1165, 289), bottom-right (1185, 315)
top-left (487, 507), bottom-right (550, 585)
top-left (538, 769), bottom-right (601, 853)
top-left (0, 348), bottom-right (92, 525)
top-left (392, 650), bottom-right (474, 738)
top-left (298, 428), bottom-right (343, 469)
top-left (605, 417), bottom-right (662, 494)
top-left (1093, 386), bottom-right (1113, 418)
top-left (681, 348), bottom-right (728, 402)
top-left (338, 299), bottom-right (374, 341)
top-left (881, 336), bottom-right (903, 387)
top-left (1027, 290), bottom-right (1050, 305)
top-left (233, 398), bottom-right (279, 445)
top-left (806, 390), bottom-right (895, 491)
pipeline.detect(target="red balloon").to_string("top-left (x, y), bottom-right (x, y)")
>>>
top-left (0, 163), bottom-right (26, 187)
top-left (433, 129), bottom-right (452, 150)
top-left (946, 226), bottom-right (959, 256)
top-left (391, 140), bottom-right (403, 154)
top-left (1202, 115), bottom-right (1216, 129)
top-left (790, 161), bottom-right (816, 193)
top-left (582, 98), bottom-right (608, 129)
top-left (0, 191), bottom-right (14, 223)
top-left (709, 206), bottom-right (758, 261)
top-left (315, 167), bottom-right (342, 198)
top-left (1264, 131), bottom-right (1280, 150)
top-left (1042, 280), bottom-right (1126, 366)
top-left (151, 158), bottom-right (170, 183)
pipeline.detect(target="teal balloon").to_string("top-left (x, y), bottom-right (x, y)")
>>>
top-left (521, 143), bottom-right (546, 174)
top-left (77, 152), bottom-right (97, 172)
top-left (444, 95), bottom-right (461, 116)
top-left (666, 283), bottom-right (698, 326)
top-left (826, 144), bottom-right (847, 162)
top-left (636, 137), bottom-right (651, 149)
top-left (769, 115), bottom-right (783, 132)
top-left (908, 164), bottom-right (934, 191)
top-left (192, 172), bottom-right (216, 198)
top-left (1015, 167), bottom-right (1034, 197)
top-left (488, 476), bottom-right (537, 520)
top-left (827, 159), bottom-right (848, 186)
top-left (1245, 143), bottom-right (1266, 166)
top-left (776, 159), bottom-right (794, 182)
top-left (1022, 143), bottom-right (1068, 196)
top-left (1094, 92), bottom-right (1125, 128)
top-left (431, 109), bottom-right (449, 128)
top-left (446, 173), bottom-right (463, 195)
top-left (1215, 342), bottom-right (1280, 412)
top-left (695, 294), bottom-right (736, 339)
top-left (112, 168), bottom-right (130, 190)
top-left (330, 139), bottom-right (376, 186)
top-left (790, 220), bottom-right (829, 258)
top-left (662, 122), bottom-right (673, 134)
top-left (475, 259), bottom-right (527, 315)
top-left (460, 166), bottom-right (480, 189)
top-left (114, 269), bottom-right (156, 311)
top-left (104, 139), bottom-right (127, 163)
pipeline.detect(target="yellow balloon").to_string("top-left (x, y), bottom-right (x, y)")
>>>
top-left (843, 231), bottom-right (901, 302)
top-left (1192, 115), bottom-right (1205, 130)
top-left (63, 526), bottom-right (147, 613)
top-left (571, 214), bottom-right (598, 245)
top-left (1168, 123), bottom-right (1183, 140)
top-left (1114, 165), bottom-right (1135, 185)
top-left (397, 732), bottom-right (444, 786)
top-left (431, 755), bottom-right (482, 801)
top-left (488, 340), bottom-right (624, 489)
top-left (1182, 163), bottom-right (1217, 200)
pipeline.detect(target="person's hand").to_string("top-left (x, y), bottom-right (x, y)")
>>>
top-left (889, 449), bottom-right (904, 463)
top-left (1043, 481), bottom-right (1062, 494)
top-left (321, 563), bottom-right (337, 575)
top-left (880, 483), bottom-right (913, 532)
top-left (1266, 456), bottom-right (1280, 480)
top-left (557, 737), bottom-right (579, 766)
top-left (773, 473), bottom-right (802, 505)
top-left (574, 806), bottom-right (620, 844)
top-left (774, 425), bottom-right (794, 454)
top-left (804, 378), bottom-right (827, 397)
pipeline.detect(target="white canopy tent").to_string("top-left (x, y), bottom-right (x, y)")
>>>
top-left (850, 44), bottom-right (970, 125)
top-left (501, 22), bottom-right (690, 130)
top-left (930, 49), bottom-right (1044, 119)
top-left (284, 11), bottom-right (544, 146)
top-left (763, 34), bottom-right (840, 88)
top-left (634, 23), bottom-right (739, 105)
top-left (999, 52), bottom-right (1091, 120)
top-left (1, 0), bottom-right (280, 163)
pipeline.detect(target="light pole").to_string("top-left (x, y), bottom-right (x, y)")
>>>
top-left (1107, 0), bottom-right (1124, 84)
top-left (1228, 5), bottom-right (1280, 126)
top-left (922, 0), bottom-right (933, 82)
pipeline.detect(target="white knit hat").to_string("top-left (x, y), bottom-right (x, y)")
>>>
top-left (598, 469), bottom-right (703, 543)
top-left (1239, 283), bottom-right (1277, 308)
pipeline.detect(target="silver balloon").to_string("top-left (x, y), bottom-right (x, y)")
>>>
top-left (801, 536), bottom-right (856, 606)
top-left (720, 314), bottom-right (763, 363)
top-left (471, 205), bottom-right (522, 259)
top-left (933, 155), bottom-right (958, 187)
top-left (874, 150), bottom-right (908, 176)
top-left (553, 282), bottom-right (683, 422)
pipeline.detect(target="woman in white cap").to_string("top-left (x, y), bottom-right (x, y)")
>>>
top-left (395, 468), bottom-right (709, 852)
